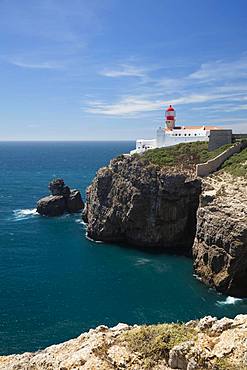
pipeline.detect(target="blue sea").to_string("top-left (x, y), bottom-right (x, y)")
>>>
top-left (0, 141), bottom-right (246, 355)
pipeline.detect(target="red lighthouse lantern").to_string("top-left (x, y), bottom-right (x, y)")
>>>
top-left (165, 105), bottom-right (176, 130)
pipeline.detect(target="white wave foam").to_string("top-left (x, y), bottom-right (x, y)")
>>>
top-left (85, 232), bottom-right (103, 243)
top-left (13, 208), bottom-right (38, 221)
top-left (135, 258), bottom-right (151, 266)
top-left (193, 273), bottom-right (203, 281)
top-left (216, 296), bottom-right (243, 306)
top-left (75, 218), bottom-right (87, 226)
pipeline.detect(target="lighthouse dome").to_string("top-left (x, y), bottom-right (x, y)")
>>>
top-left (166, 105), bottom-right (175, 112)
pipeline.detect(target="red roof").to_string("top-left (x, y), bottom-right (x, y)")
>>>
top-left (166, 105), bottom-right (174, 112)
top-left (164, 125), bottom-right (220, 132)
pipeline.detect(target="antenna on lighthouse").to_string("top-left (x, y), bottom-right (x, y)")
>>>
top-left (165, 105), bottom-right (176, 130)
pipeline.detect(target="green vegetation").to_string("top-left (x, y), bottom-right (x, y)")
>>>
top-left (140, 142), bottom-right (232, 168)
top-left (221, 146), bottom-right (247, 177)
top-left (212, 357), bottom-right (246, 370)
top-left (119, 323), bottom-right (196, 369)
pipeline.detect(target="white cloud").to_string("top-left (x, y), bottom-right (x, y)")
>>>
top-left (9, 59), bottom-right (63, 69)
top-left (84, 92), bottom-right (246, 117)
top-left (100, 64), bottom-right (146, 78)
top-left (222, 104), bottom-right (247, 112)
top-left (189, 58), bottom-right (247, 81)
top-left (171, 93), bottom-right (227, 105)
top-left (85, 56), bottom-right (247, 123)
top-left (85, 96), bottom-right (163, 116)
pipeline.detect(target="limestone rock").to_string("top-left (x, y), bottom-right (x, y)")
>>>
top-left (37, 195), bottom-right (66, 216)
top-left (83, 156), bottom-right (201, 251)
top-left (193, 172), bottom-right (247, 297)
top-left (1, 315), bottom-right (247, 370)
top-left (197, 316), bottom-right (217, 331)
top-left (211, 317), bottom-right (233, 334)
top-left (168, 341), bottom-right (193, 369)
top-left (67, 190), bottom-right (84, 213)
top-left (49, 178), bottom-right (69, 196)
top-left (37, 179), bottom-right (84, 217)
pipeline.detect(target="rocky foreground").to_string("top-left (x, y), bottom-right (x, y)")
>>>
top-left (1, 315), bottom-right (247, 370)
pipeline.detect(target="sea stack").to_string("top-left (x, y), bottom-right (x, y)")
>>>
top-left (37, 179), bottom-right (84, 217)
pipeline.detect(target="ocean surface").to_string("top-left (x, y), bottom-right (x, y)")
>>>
top-left (0, 141), bottom-right (246, 355)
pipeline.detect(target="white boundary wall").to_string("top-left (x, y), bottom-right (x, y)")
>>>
top-left (196, 141), bottom-right (247, 177)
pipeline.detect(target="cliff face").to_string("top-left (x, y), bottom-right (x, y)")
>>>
top-left (84, 155), bottom-right (201, 252)
top-left (84, 153), bottom-right (247, 297)
top-left (1, 315), bottom-right (247, 370)
top-left (193, 172), bottom-right (247, 297)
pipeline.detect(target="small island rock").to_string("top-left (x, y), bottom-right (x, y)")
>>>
top-left (37, 179), bottom-right (84, 217)
top-left (37, 195), bottom-right (66, 217)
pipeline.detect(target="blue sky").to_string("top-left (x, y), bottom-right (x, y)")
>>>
top-left (0, 0), bottom-right (247, 140)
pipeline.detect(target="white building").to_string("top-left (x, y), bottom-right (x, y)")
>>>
top-left (130, 105), bottom-right (221, 155)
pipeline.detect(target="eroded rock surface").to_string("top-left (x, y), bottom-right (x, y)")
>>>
top-left (37, 179), bottom-right (84, 217)
top-left (193, 172), bottom-right (247, 297)
top-left (36, 195), bottom-right (66, 217)
top-left (1, 315), bottom-right (247, 370)
top-left (83, 155), bottom-right (201, 252)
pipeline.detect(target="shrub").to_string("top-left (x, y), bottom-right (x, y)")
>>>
top-left (221, 147), bottom-right (247, 177)
top-left (119, 323), bottom-right (196, 369)
top-left (141, 142), bottom-right (232, 169)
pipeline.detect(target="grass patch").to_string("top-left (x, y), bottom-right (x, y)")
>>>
top-left (212, 357), bottom-right (246, 370)
top-left (140, 142), bottom-right (232, 168)
top-left (221, 147), bottom-right (247, 177)
top-left (119, 323), bottom-right (196, 369)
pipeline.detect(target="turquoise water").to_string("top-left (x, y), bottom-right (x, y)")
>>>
top-left (0, 141), bottom-right (246, 355)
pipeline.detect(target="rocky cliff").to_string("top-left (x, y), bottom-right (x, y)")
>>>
top-left (83, 155), bottom-right (201, 252)
top-left (193, 172), bottom-right (247, 298)
top-left (83, 149), bottom-right (247, 297)
top-left (1, 315), bottom-right (247, 369)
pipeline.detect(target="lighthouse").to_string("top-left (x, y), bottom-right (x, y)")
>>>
top-left (165, 105), bottom-right (176, 130)
top-left (130, 103), bottom-right (230, 155)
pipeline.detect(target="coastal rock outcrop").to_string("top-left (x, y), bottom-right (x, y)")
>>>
top-left (37, 179), bottom-right (84, 216)
top-left (83, 155), bottom-right (201, 251)
top-left (1, 315), bottom-right (247, 369)
top-left (193, 172), bottom-right (247, 297)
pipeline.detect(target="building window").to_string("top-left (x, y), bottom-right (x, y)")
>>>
top-left (184, 134), bottom-right (187, 136)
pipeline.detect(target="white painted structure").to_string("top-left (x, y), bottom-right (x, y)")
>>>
top-left (130, 105), bottom-right (220, 155)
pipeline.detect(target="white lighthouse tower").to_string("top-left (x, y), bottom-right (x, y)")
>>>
top-left (165, 105), bottom-right (176, 130)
